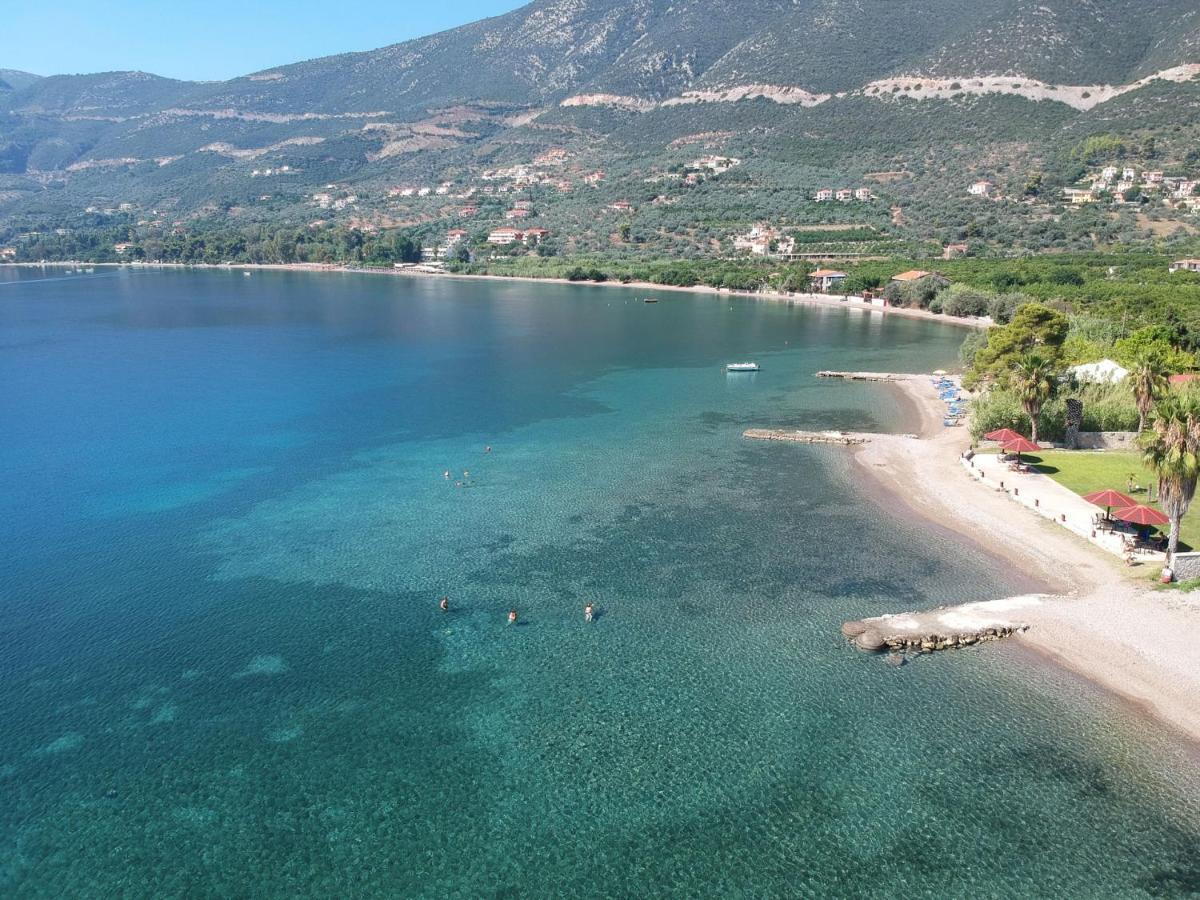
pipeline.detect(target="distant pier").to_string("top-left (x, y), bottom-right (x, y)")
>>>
top-left (743, 429), bottom-right (871, 445)
top-left (816, 371), bottom-right (914, 382)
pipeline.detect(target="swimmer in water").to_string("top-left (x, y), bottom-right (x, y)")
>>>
top-left (439, 596), bottom-right (449, 613)
top-left (508, 609), bottom-right (518, 626)
top-left (485, 446), bottom-right (492, 453)
top-left (585, 602), bottom-right (594, 623)
top-left (463, 470), bottom-right (470, 479)
top-left (444, 470), bottom-right (450, 480)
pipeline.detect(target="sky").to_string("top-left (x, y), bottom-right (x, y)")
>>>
top-left (2, 0), bottom-right (528, 81)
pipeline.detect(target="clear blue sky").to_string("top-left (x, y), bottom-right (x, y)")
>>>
top-left (3, 0), bottom-right (528, 81)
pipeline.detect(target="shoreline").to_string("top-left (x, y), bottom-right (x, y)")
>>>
top-left (855, 375), bottom-right (1200, 745)
top-left (0, 261), bottom-right (987, 330)
top-left (11, 260), bottom-right (1194, 742)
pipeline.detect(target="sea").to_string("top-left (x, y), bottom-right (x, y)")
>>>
top-left (1, 267), bottom-right (1198, 897)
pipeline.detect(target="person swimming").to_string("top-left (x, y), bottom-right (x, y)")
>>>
top-left (507, 609), bottom-right (518, 626)
top-left (443, 470), bottom-right (450, 480)
top-left (585, 602), bottom-right (594, 623)
top-left (439, 596), bottom-right (449, 613)
top-left (485, 446), bottom-right (492, 453)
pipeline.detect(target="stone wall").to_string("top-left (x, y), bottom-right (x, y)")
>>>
top-left (1170, 552), bottom-right (1200, 581)
top-left (1074, 432), bottom-right (1138, 450)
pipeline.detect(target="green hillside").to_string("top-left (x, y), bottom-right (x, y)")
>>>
top-left (2, 0), bottom-right (1200, 255)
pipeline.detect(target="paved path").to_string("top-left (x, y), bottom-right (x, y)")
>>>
top-left (963, 452), bottom-right (1166, 565)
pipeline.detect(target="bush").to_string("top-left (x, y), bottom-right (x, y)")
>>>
top-left (939, 284), bottom-right (991, 317)
top-left (968, 389), bottom-right (1028, 441)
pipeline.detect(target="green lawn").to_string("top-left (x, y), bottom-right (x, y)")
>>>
top-left (1024, 450), bottom-right (1200, 551)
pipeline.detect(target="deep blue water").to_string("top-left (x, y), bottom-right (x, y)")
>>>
top-left (1, 267), bottom-right (1198, 897)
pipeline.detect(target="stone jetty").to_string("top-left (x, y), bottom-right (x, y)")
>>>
top-left (842, 595), bottom-right (1054, 654)
top-left (743, 429), bottom-right (871, 445)
top-left (816, 371), bottom-right (914, 382)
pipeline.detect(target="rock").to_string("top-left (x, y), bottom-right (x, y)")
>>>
top-left (886, 653), bottom-right (906, 667)
top-left (841, 620), bottom-right (868, 638)
top-left (855, 630), bottom-right (886, 651)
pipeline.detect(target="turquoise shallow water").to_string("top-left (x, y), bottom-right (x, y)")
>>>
top-left (1, 268), bottom-right (1198, 897)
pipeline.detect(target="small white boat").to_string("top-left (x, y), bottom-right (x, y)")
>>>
top-left (643, 297), bottom-right (658, 303)
top-left (726, 362), bottom-right (760, 372)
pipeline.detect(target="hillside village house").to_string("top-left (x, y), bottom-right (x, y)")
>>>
top-left (113, 243), bottom-right (133, 254)
top-left (488, 227), bottom-right (524, 245)
top-left (814, 189), bottom-right (834, 202)
top-left (609, 200), bottom-right (632, 211)
top-left (1143, 171), bottom-right (1165, 185)
top-left (505, 208), bottom-right (531, 220)
top-left (835, 189), bottom-right (853, 202)
top-left (0, 247), bottom-right (16, 260)
top-left (854, 188), bottom-right (873, 201)
top-left (488, 227), bottom-right (550, 246)
top-left (942, 243), bottom-right (970, 259)
top-left (809, 269), bottom-right (847, 292)
top-left (446, 229), bottom-right (468, 245)
top-left (967, 180), bottom-right (993, 197)
top-left (891, 269), bottom-right (934, 283)
top-left (733, 224), bottom-right (795, 258)
top-left (513, 200), bottom-right (534, 210)
top-left (1063, 188), bottom-right (1097, 205)
top-left (460, 206), bottom-right (478, 216)
top-left (1169, 259), bottom-right (1200, 274)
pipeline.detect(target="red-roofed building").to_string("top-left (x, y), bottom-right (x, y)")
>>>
top-left (809, 269), bottom-right (847, 292)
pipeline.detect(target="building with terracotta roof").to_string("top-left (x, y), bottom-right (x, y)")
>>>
top-left (809, 269), bottom-right (848, 292)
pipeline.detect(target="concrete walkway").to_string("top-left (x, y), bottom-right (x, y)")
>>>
top-left (962, 452), bottom-right (1166, 566)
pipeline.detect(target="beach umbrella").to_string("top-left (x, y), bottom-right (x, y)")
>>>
top-left (1111, 504), bottom-right (1169, 527)
top-left (1001, 436), bottom-right (1040, 465)
top-left (985, 428), bottom-right (1024, 443)
top-left (1082, 489), bottom-right (1137, 520)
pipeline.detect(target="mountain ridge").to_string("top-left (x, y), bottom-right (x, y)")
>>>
top-left (2, 0), bottom-right (1200, 255)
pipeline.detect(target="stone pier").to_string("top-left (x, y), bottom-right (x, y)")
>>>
top-left (841, 595), bottom-right (1054, 653)
top-left (816, 371), bottom-right (915, 382)
top-left (743, 429), bottom-right (872, 445)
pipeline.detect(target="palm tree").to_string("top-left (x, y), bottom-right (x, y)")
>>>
top-left (1010, 354), bottom-right (1056, 444)
top-left (1139, 395), bottom-right (1200, 562)
top-left (1130, 352), bottom-right (1169, 433)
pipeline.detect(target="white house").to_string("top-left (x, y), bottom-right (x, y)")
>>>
top-left (835, 189), bottom-right (853, 202)
top-left (814, 189), bottom-right (834, 202)
top-left (1169, 259), bottom-right (1200, 274)
top-left (488, 227), bottom-right (524, 245)
top-left (1069, 359), bottom-right (1129, 385)
top-left (854, 188), bottom-right (873, 201)
top-left (968, 180), bottom-right (993, 197)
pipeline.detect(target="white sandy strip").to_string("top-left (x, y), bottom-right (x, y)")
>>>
top-left (854, 376), bottom-right (1200, 743)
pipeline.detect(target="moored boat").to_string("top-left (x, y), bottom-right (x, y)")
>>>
top-left (726, 362), bottom-right (760, 372)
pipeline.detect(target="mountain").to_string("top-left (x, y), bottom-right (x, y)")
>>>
top-left (2, 0), bottom-right (1200, 255)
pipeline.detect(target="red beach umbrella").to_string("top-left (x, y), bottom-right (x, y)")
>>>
top-left (1111, 505), bottom-right (1169, 527)
top-left (1000, 436), bottom-right (1040, 466)
top-left (1082, 489), bottom-right (1137, 520)
top-left (985, 428), bottom-right (1024, 443)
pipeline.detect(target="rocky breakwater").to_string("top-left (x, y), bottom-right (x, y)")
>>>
top-left (842, 595), bottom-right (1056, 653)
top-left (816, 371), bottom-right (915, 382)
top-left (743, 429), bottom-right (871, 445)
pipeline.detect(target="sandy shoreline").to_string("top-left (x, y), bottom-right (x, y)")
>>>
top-left (857, 376), bottom-right (1200, 744)
top-left (1, 261), bottom-right (986, 330)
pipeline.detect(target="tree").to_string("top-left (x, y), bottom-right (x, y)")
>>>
top-left (1139, 395), bottom-right (1200, 562)
top-left (968, 303), bottom-right (1069, 385)
top-left (1129, 352), bottom-right (1169, 433)
top-left (1010, 354), bottom-right (1056, 443)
